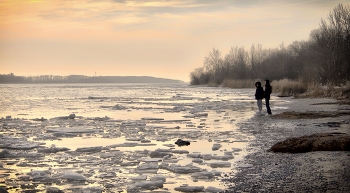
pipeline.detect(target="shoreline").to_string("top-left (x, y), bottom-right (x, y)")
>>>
top-left (222, 97), bottom-right (350, 192)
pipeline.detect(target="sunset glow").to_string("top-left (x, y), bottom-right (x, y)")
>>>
top-left (0, 0), bottom-right (348, 81)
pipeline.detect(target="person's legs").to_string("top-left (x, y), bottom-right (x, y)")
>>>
top-left (265, 98), bottom-right (272, 114)
top-left (257, 99), bottom-right (262, 113)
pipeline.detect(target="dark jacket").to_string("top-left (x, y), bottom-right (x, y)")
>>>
top-left (265, 80), bottom-right (272, 99)
top-left (255, 82), bottom-right (264, 100)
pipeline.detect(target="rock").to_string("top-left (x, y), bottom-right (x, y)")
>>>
top-left (68, 114), bottom-right (76, 119)
top-left (270, 132), bottom-right (350, 153)
top-left (0, 187), bottom-right (8, 193)
top-left (174, 185), bottom-right (204, 192)
top-left (0, 149), bottom-right (10, 158)
top-left (175, 139), bottom-right (191, 146)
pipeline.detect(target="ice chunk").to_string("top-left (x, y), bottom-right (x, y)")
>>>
top-left (28, 170), bottom-right (51, 180)
top-left (140, 158), bottom-right (162, 162)
top-left (191, 171), bottom-right (215, 179)
top-left (134, 180), bottom-right (164, 190)
top-left (187, 153), bottom-right (201, 158)
top-left (211, 155), bottom-right (233, 161)
top-left (204, 186), bottom-right (223, 192)
top-left (82, 186), bottom-right (102, 193)
top-left (201, 154), bottom-right (212, 160)
top-left (212, 144), bottom-right (222, 151)
top-left (126, 138), bottom-right (142, 141)
top-left (174, 185), bottom-right (204, 192)
top-left (76, 146), bottom-right (103, 153)
top-left (171, 150), bottom-right (189, 154)
top-left (232, 148), bottom-right (243, 152)
top-left (192, 158), bottom-right (203, 163)
top-left (211, 170), bottom-right (222, 176)
top-left (37, 147), bottom-right (70, 153)
top-left (100, 151), bottom-right (123, 159)
top-left (161, 164), bottom-right (201, 174)
top-left (149, 151), bottom-right (172, 158)
top-left (137, 163), bottom-right (159, 170)
top-left (150, 175), bottom-right (166, 182)
top-left (209, 162), bottom-right (231, 168)
top-left (60, 172), bottom-right (86, 181)
top-left (47, 127), bottom-right (97, 133)
top-left (130, 175), bottom-right (147, 180)
top-left (17, 175), bottom-right (31, 181)
top-left (46, 187), bottom-right (63, 193)
top-left (141, 117), bottom-right (164, 121)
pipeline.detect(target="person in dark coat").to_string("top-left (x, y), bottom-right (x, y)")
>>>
top-left (255, 81), bottom-right (264, 114)
top-left (264, 79), bottom-right (272, 115)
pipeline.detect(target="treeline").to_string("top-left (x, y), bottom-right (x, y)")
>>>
top-left (190, 4), bottom-right (350, 86)
top-left (0, 73), bottom-right (183, 84)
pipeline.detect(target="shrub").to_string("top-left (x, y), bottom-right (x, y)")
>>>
top-left (221, 79), bottom-right (256, 88)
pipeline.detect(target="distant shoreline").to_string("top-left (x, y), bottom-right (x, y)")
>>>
top-left (0, 74), bottom-right (185, 84)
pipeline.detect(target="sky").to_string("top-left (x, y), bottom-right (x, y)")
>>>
top-left (1, 0), bottom-right (349, 82)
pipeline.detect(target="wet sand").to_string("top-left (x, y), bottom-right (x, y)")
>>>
top-left (222, 97), bottom-right (350, 192)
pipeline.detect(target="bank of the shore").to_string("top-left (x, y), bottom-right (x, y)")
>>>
top-left (222, 97), bottom-right (350, 192)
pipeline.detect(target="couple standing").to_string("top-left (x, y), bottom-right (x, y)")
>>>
top-left (255, 80), bottom-right (272, 115)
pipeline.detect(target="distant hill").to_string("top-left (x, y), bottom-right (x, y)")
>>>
top-left (0, 74), bottom-right (184, 84)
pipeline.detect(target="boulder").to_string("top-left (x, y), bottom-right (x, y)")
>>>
top-left (175, 139), bottom-right (190, 146)
top-left (270, 132), bottom-right (350, 153)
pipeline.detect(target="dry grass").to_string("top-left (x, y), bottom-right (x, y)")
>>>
top-left (221, 79), bottom-right (256, 88)
top-left (219, 78), bottom-right (350, 100)
top-left (272, 79), bottom-right (307, 97)
top-left (302, 81), bottom-right (350, 99)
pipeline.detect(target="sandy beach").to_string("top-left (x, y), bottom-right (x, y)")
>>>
top-left (222, 97), bottom-right (350, 192)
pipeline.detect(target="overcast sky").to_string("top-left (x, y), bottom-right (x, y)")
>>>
top-left (1, 0), bottom-right (349, 81)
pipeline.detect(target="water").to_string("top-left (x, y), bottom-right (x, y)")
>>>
top-left (0, 83), bottom-right (257, 192)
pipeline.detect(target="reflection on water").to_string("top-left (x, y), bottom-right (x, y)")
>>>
top-left (0, 83), bottom-right (257, 192)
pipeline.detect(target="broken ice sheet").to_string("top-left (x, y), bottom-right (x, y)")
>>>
top-left (0, 85), bottom-right (256, 192)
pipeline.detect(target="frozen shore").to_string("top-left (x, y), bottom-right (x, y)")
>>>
top-left (222, 97), bottom-right (350, 192)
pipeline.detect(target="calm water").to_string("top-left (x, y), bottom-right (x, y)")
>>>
top-left (0, 83), bottom-right (257, 192)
